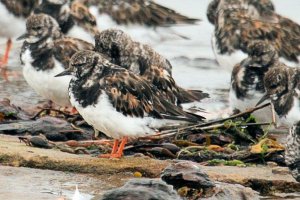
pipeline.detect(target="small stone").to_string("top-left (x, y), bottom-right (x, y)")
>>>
top-left (161, 161), bottom-right (215, 189)
top-left (272, 167), bottom-right (291, 175)
top-left (133, 171), bottom-right (142, 178)
top-left (267, 161), bottom-right (278, 168)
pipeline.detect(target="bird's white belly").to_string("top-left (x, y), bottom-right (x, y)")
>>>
top-left (281, 98), bottom-right (300, 127)
top-left (70, 92), bottom-right (169, 139)
top-left (22, 50), bottom-right (71, 107)
top-left (212, 35), bottom-right (247, 71)
top-left (0, 3), bottom-right (26, 38)
top-left (279, 57), bottom-right (300, 68)
top-left (229, 89), bottom-right (275, 123)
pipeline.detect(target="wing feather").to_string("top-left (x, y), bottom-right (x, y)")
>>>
top-left (53, 37), bottom-right (94, 68)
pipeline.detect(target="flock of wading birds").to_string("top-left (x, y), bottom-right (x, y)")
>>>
top-left (0, 0), bottom-right (299, 181)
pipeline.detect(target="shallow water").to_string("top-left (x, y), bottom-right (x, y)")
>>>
top-left (0, 0), bottom-right (300, 199)
top-left (0, 165), bottom-right (96, 200)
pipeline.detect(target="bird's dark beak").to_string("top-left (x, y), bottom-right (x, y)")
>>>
top-left (55, 70), bottom-right (71, 77)
top-left (17, 33), bottom-right (29, 41)
top-left (256, 94), bottom-right (270, 106)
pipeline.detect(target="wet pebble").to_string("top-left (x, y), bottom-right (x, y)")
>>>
top-left (45, 132), bottom-right (68, 141)
top-left (19, 136), bottom-right (52, 149)
top-left (161, 161), bottom-right (215, 189)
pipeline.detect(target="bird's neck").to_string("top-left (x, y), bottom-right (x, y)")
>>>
top-left (22, 37), bottom-right (57, 71)
top-left (273, 91), bottom-right (296, 117)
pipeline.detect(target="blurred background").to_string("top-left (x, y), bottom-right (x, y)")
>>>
top-left (0, 0), bottom-right (299, 117)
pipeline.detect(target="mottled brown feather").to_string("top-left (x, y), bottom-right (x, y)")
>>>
top-left (1, 0), bottom-right (39, 18)
top-left (70, 1), bottom-right (99, 35)
top-left (216, 9), bottom-right (300, 63)
top-left (78, 0), bottom-right (199, 26)
top-left (53, 37), bottom-right (94, 68)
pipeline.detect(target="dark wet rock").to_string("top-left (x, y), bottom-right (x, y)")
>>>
top-left (204, 182), bottom-right (259, 200)
top-left (124, 143), bottom-right (180, 158)
top-left (0, 98), bottom-right (31, 121)
top-left (161, 161), bottom-right (215, 189)
top-left (0, 116), bottom-right (93, 140)
top-left (161, 143), bottom-right (181, 154)
top-left (18, 136), bottom-right (52, 149)
top-left (148, 147), bottom-right (176, 158)
top-left (45, 132), bottom-right (68, 141)
top-left (98, 178), bottom-right (182, 200)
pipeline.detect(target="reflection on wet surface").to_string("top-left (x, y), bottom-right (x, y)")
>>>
top-left (0, 166), bottom-right (96, 200)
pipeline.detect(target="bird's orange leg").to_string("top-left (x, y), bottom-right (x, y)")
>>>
top-left (70, 107), bottom-right (78, 115)
top-left (0, 38), bottom-right (12, 80)
top-left (99, 139), bottom-right (119, 158)
top-left (110, 137), bottom-right (128, 158)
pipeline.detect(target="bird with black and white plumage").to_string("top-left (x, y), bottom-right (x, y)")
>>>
top-left (0, 0), bottom-right (39, 78)
top-left (94, 28), bottom-right (209, 107)
top-left (208, 0), bottom-right (300, 71)
top-left (77, 0), bottom-right (200, 27)
top-left (34, 0), bottom-right (99, 44)
top-left (55, 50), bottom-right (205, 158)
top-left (18, 13), bottom-right (94, 107)
top-left (229, 40), bottom-right (283, 123)
top-left (257, 66), bottom-right (300, 181)
top-left (207, 0), bottom-right (275, 25)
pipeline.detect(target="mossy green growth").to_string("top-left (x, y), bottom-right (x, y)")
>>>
top-left (208, 159), bottom-right (246, 167)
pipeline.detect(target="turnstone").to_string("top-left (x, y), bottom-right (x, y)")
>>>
top-left (55, 50), bottom-right (204, 158)
top-left (34, 0), bottom-right (98, 43)
top-left (257, 66), bottom-right (300, 181)
top-left (18, 13), bottom-right (94, 107)
top-left (79, 0), bottom-right (200, 27)
top-left (0, 0), bottom-right (39, 75)
top-left (207, 0), bottom-right (275, 25)
top-left (209, 0), bottom-right (300, 70)
top-left (229, 40), bottom-right (282, 122)
top-left (95, 29), bottom-right (209, 106)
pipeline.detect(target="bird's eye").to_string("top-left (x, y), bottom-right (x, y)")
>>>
top-left (73, 63), bottom-right (86, 67)
top-left (33, 26), bottom-right (42, 31)
top-left (270, 84), bottom-right (277, 89)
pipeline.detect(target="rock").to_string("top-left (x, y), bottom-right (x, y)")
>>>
top-left (204, 182), bottom-right (260, 200)
top-left (45, 132), bottom-right (68, 141)
top-left (29, 136), bottom-right (52, 148)
top-left (272, 167), bottom-right (291, 175)
top-left (98, 178), bottom-right (182, 200)
top-left (18, 136), bottom-right (52, 149)
top-left (267, 161), bottom-right (278, 168)
top-left (161, 161), bottom-right (215, 189)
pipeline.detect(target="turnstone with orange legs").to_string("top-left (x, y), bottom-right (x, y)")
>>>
top-left (79, 0), bottom-right (200, 27)
top-left (209, 0), bottom-right (300, 70)
top-left (229, 41), bottom-right (282, 122)
top-left (34, 0), bottom-right (99, 43)
top-left (18, 14), bottom-right (94, 107)
top-left (0, 0), bottom-right (39, 78)
top-left (55, 50), bottom-right (204, 158)
top-left (257, 66), bottom-right (300, 181)
top-left (95, 29), bottom-right (209, 106)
